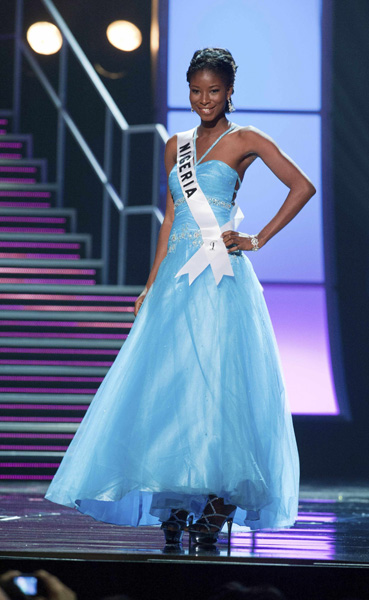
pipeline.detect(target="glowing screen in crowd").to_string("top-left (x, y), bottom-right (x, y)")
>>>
top-left (167, 0), bottom-right (340, 414)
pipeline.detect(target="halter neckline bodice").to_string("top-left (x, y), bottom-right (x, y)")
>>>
top-left (194, 123), bottom-right (237, 167)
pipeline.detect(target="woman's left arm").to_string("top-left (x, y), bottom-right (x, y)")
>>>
top-left (226, 128), bottom-right (316, 250)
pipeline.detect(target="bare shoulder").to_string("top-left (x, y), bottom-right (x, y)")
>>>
top-left (233, 125), bottom-right (278, 156)
top-left (164, 135), bottom-right (177, 174)
top-left (165, 134), bottom-right (177, 155)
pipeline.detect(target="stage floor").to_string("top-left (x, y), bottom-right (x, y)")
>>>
top-left (0, 483), bottom-right (369, 566)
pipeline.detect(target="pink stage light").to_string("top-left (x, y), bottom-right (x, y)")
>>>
top-left (0, 178), bottom-right (36, 184)
top-left (0, 375), bottom-right (103, 381)
top-left (0, 278), bottom-right (94, 284)
top-left (0, 360), bottom-right (113, 366)
top-left (0, 253), bottom-right (79, 259)
top-left (0, 462), bottom-right (60, 467)
top-left (0, 191), bottom-right (51, 197)
top-left (0, 445), bottom-right (68, 450)
top-left (0, 268), bottom-right (95, 275)
top-left (0, 433), bottom-right (74, 439)
top-left (0, 242), bottom-right (80, 249)
top-left (0, 304), bottom-right (133, 312)
top-left (0, 142), bottom-right (22, 148)
top-left (0, 216), bottom-right (65, 223)
top-left (0, 332), bottom-right (127, 339)
top-left (0, 475), bottom-right (53, 480)
top-left (0, 229), bottom-right (66, 234)
top-left (0, 293), bottom-right (136, 301)
top-left (0, 320), bottom-right (132, 328)
top-left (0, 348), bottom-right (118, 355)
top-left (0, 388), bottom-right (97, 394)
top-left (0, 404), bottom-right (89, 410)
top-left (0, 166), bottom-right (37, 173)
top-left (263, 284), bottom-right (338, 415)
top-left (0, 203), bottom-right (51, 208)
top-left (0, 417), bottom-right (83, 422)
top-left (0, 154), bottom-right (22, 159)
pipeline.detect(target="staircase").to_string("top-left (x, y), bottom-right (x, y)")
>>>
top-left (0, 118), bottom-right (143, 481)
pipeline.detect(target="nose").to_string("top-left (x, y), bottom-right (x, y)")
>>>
top-left (200, 92), bottom-right (210, 105)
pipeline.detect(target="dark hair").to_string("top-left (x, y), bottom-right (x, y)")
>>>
top-left (186, 47), bottom-right (238, 112)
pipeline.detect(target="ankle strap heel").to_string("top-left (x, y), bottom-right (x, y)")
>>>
top-left (188, 496), bottom-right (236, 547)
top-left (161, 509), bottom-right (188, 545)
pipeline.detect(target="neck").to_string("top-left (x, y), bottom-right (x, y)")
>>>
top-left (198, 114), bottom-right (230, 135)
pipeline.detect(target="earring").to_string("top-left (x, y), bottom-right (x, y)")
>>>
top-left (227, 98), bottom-right (235, 113)
top-left (191, 107), bottom-right (194, 113)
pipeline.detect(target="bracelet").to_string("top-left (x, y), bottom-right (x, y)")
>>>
top-left (138, 286), bottom-right (148, 299)
top-left (250, 235), bottom-right (259, 251)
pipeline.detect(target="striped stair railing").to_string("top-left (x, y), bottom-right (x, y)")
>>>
top-left (0, 120), bottom-right (143, 480)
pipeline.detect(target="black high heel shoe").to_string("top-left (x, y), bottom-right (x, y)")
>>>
top-left (161, 509), bottom-right (189, 545)
top-left (188, 496), bottom-right (236, 549)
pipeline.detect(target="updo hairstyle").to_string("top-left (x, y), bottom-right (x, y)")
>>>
top-left (186, 47), bottom-right (238, 113)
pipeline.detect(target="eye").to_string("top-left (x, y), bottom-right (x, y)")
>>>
top-left (191, 89), bottom-right (200, 94)
top-left (210, 89), bottom-right (219, 93)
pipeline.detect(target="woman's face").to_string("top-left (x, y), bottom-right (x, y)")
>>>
top-left (189, 69), bottom-right (231, 122)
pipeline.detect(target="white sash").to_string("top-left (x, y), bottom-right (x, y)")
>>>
top-left (175, 128), bottom-right (244, 285)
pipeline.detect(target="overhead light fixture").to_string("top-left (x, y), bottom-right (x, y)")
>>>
top-left (26, 21), bottom-right (63, 55)
top-left (106, 20), bottom-right (142, 52)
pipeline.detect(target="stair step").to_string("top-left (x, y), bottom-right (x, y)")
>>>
top-left (0, 429), bottom-right (74, 447)
top-left (0, 343), bottom-right (120, 365)
top-left (0, 337), bottom-right (123, 348)
top-left (0, 422), bottom-right (79, 432)
top-left (0, 451), bottom-right (65, 457)
top-left (0, 118), bottom-right (10, 136)
top-left (0, 393), bottom-right (93, 403)
top-left (0, 304), bottom-right (133, 313)
top-left (0, 365), bottom-right (108, 375)
top-left (0, 159), bottom-right (47, 187)
top-left (0, 282), bottom-right (142, 295)
top-left (0, 445), bottom-right (69, 453)
top-left (0, 207), bottom-right (76, 235)
top-left (0, 260), bottom-right (102, 284)
top-left (1, 404), bottom-right (89, 419)
top-left (0, 119), bottom-right (146, 481)
top-left (0, 258), bottom-right (102, 267)
top-left (0, 307), bottom-right (132, 320)
top-left (0, 135), bottom-right (33, 159)
top-left (0, 233), bottom-right (92, 258)
top-left (0, 180), bottom-right (56, 208)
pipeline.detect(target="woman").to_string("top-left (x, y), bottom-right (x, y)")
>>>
top-left (45, 48), bottom-right (315, 547)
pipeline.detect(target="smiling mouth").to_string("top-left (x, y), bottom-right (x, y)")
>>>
top-left (200, 107), bottom-right (215, 114)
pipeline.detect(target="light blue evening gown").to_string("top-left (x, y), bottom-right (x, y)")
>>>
top-left (45, 129), bottom-right (299, 530)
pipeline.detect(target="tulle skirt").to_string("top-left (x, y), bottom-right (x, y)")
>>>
top-left (45, 231), bottom-right (299, 530)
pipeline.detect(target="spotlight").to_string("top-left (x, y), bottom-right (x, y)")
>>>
top-left (106, 20), bottom-right (142, 52)
top-left (27, 21), bottom-right (63, 55)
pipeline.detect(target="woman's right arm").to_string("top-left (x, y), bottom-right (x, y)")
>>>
top-left (134, 136), bottom-right (176, 316)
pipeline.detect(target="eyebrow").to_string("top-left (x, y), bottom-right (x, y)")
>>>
top-left (190, 84), bottom-right (220, 89)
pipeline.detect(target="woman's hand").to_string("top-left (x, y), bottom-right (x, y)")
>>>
top-left (134, 287), bottom-right (148, 317)
top-left (34, 570), bottom-right (77, 600)
top-left (221, 230), bottom-right (262, 252)
top-left (0, 570), bottom-right (77, 600)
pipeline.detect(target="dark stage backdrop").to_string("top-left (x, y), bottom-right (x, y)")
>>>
top-left (294, 0), bottom-right (369, 482)
top-left (0, 0), bottom-right (156, 284)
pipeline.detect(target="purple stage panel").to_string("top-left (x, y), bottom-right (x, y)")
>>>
top-left (263, 284), bottom-right (338, 415)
